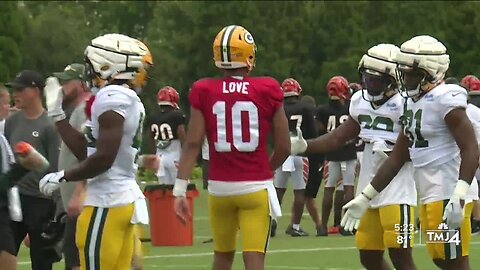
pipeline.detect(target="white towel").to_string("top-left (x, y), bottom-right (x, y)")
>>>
top-left (130, 198), bottom-right (150, 225)
top-left (282, 156), bottom-right (295, 172)
top-left (266, 181), bottom-right (282, 220)
top-left (372, 139), bottom-right (390, 158)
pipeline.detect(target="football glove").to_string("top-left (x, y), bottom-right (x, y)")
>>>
top-left (341, 184), bottom-right (379, 231)
top-left (443, 179), bottom-right (470, 229)
top-left (39, 171), bottom-right (67, 196)
top-left (44, 77), bottom-right (65, 122)
top-left (290, 127), bottom-right (307, 155)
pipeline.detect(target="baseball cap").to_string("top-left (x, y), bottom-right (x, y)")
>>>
top-left (6, 70), bottom-right (45, 90)
top-left (53, 63), bottom-right (85, 82)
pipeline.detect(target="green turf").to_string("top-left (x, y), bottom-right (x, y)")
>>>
top-left (17, 186), bottom-right (480, 270)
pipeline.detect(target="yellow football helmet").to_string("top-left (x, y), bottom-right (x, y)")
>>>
top-left (133, 39), bottom-right (154, 91)
top-left (213, 25), bottom-right (256, 71)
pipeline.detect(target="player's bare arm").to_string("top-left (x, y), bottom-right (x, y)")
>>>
top-left (306, 116), bottom-right (360, 154)
top-left (445, 108), bottom-right (479, 184)
top-left (341, 130), bottom-right (411, 231)
top-left (173, 107), bottom-right (204, 224)
top-left (177, 124), bottom-right (187, 147)
top-left (177, 107), bottom-right (205, 180)
top-left (269, 107), bottom-right (290, 170)
top-left (63, 111), bottom-right (124, 181)
top-left (369, 131), bottom-right (411, 192)
top-left (55, 120), bottom-right (87, 161)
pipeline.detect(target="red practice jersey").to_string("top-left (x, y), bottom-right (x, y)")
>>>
top-left (189, 76), bottom-right (283, 182)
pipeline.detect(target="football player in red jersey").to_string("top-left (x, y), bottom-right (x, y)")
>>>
top-left (173, 25), bottom-right (290, 270)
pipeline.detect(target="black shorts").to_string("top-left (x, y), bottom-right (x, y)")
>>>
top-left (305, 155), bottom-right (324, 198)
top-left (0, 206), bottom-right (16, 255)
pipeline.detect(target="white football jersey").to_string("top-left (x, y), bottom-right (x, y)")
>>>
top-left (403, 84), bottom-right (479, 204)
top-left (466, 103), bottom-right (480, 144)
top-left (85, 85), bottom-right (145, 196)
top-left (350, 91), bottom-right (416, 207)
top-left (404, 84), bottom-right (467, 167)
top-left (466, 103), bottom-right (480, 200)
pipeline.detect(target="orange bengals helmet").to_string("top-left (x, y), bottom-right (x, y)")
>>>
top-left (461, 75), bottom-right (479, 91)
top-left (213, 25), bottom-right (256, 71)
top-left (157, 86), bottom-right (180, 109)
top-left (327, 76), bottom-right (350, 100)
top-left (282, 78), bottom-right (302, 97)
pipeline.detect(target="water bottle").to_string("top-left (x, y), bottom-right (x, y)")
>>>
top-left (15, 142), bottom-right (50, 172)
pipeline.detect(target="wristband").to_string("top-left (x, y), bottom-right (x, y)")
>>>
top-left (51, 112), bottom-right (66, 123)
top-left (361, 184), bottom-right (379, 201)
top-left (173, 178), bottom-right (189, 197)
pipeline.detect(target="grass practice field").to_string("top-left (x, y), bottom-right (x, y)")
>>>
top-left (17, 185), bottom-right (480, 270)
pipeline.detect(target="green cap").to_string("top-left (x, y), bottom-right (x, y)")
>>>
top-left (53, 63), bottom-right (85, 82)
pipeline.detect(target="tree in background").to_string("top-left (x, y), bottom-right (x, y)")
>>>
top-left (2, 1), bottom-right (479, 110)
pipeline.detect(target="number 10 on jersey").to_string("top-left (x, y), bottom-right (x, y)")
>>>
top-left (213, 101), bottom-right (259, 152)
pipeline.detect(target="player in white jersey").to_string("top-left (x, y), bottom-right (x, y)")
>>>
top-left (465, 93), bottom-right (480, 234)
top-left (329, 36), bottom-right (478, 270)
top-left (39, 33), bottom-right (150, 269)
top-left (289, 44), bottom-right (418, 270)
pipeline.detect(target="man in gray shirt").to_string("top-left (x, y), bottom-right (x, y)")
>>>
top-left (5, 70), bottom-right (61, 270)
top-left (51, 63), bottom-right (90, 270)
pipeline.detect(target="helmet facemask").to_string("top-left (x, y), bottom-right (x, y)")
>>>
top-left (360, 68), bottom-right (396, 102)
top-left (396, 63), bottom-right (438, 98)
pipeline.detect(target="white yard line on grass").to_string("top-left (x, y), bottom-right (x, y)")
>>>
top-left (18, 241), bottom-right (480, 265)
top-left (143, 241), bottom-right (480, 259)
top-left (146, 265), bottom-right (358, 270)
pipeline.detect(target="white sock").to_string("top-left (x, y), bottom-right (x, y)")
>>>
top-left (292, 224), bottom-right (300, 230)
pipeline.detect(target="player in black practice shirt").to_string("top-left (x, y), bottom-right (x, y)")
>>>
top-left (316, 76), bottom-right (357, 236)
top-left (272, 78), bottom-right (317, 237)
top-left (145, 86), bottom-right (186, 184)
top-left (300, 95), bottom-right (327, 236)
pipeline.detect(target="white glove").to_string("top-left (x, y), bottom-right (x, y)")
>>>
top-left (290, 127), bottom-right (308, 155)
top-left (44, 77), bottom-right (65, 122)
top-left (341, 184), bottom-right (379, 231)
top-left (443, 180), bottom-right (470, 229)
top-left (39, 170), bottom-right (67, 196)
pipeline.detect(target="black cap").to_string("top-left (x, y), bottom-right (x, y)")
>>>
top-left (6, 70), bottom-right (45, 90)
